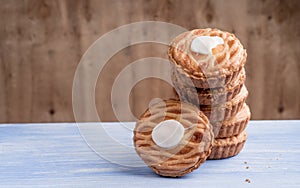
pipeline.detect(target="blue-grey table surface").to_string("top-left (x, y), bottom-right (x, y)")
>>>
top-left (0, 121), bottom-right (299, 188)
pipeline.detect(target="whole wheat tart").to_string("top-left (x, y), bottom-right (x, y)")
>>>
top-left (173, 68), bottom-right (246, 105)
top-left (134, 99), bottom-right (213, 177)
top-left (208, 131), bottom-right (247, 160)
top-left (168, 28), bottom-right (247, 88)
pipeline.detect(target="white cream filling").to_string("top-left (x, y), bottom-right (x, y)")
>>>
top-left (152, 120), bottom-right (184, 149)
top-left (190, 36), bottom-right (224, 55)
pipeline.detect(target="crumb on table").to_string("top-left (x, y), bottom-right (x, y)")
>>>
top-left (245, 179), bottom-right (251, 183)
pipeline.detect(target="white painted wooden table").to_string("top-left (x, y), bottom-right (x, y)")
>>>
top-left (0, 121), bottom-right (299, 188)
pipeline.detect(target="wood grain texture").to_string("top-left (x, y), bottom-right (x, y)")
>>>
top-left (0, 0), bottom-right (299, 123)
top-left (0, 121), bottom-right (300, 187)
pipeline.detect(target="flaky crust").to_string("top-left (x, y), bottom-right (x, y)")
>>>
top-left (133, 99), bottom-right (213, 177)
top-left (168, 28), bottom-right (247, 88)
top-left (208, 131), bottom-right (247, 160)
top-left (212, 104), bottom-right (250, 139)
top-left (173, 68), bottom-right (246, 105)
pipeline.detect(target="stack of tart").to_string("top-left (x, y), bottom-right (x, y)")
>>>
top-left (133, 28), bottom-right (251, 177)
top-left (168, 28), bottom-right (250, 160)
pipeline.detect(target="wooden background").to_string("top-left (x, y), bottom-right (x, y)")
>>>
top-left (0, 0), bottom-right (299, 123)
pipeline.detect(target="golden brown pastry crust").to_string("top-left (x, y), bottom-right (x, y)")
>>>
top-left (168, 28), bottom-right (247, 88)
top-left (133, 99), bottom-right (213, 177)
top-left (212, 104), bottom-right (250, 139)
top-left (172, 64), bottom-right (244, 89)
top-left (208, 131), bottom-right (247, 160)
top-left (173, 68), bottom-right (246, 105)
top-left (200, 85), bottom-right (248, 122)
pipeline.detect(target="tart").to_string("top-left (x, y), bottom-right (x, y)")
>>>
top-left (208, 131), bottom-right (247, 159)
top-left (212, 103), bottom-right (250, 139)
top-left (173, 68), bottom-right (246, 105)
top-left (200, 85), bottom-right (248, 122)
top-left (168, 28), bottom-right (247, 88)
top-left (133, 99), bottom-right (213, 177)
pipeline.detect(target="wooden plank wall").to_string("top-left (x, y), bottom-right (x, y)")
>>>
top-left (0, 0), bottom-right (299, 123)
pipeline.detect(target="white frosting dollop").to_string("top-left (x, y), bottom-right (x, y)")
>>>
top-left (190, 36), bottom-right (224, 54)
top-left (152, 120), bottom-right (184, 149)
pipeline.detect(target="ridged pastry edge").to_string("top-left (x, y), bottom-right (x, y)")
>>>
top-left (201, 86), bottom-right (248, 122)
top-left (208, 131), bottom-right (247, 160)
top-left (172, 63), bottom-right (244, 89)
top-left (174, 80), bottom-right (244, 105)
top-left (213, 104), bottom-right (250, 138)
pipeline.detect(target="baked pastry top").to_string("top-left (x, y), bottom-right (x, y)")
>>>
top-left (133, 99), bottom-right (213, 177)
top-left (168, 28), bottom-right (247, 78)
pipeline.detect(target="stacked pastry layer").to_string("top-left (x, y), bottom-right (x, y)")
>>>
top-left (168, 28), bottom-right (251, 159)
